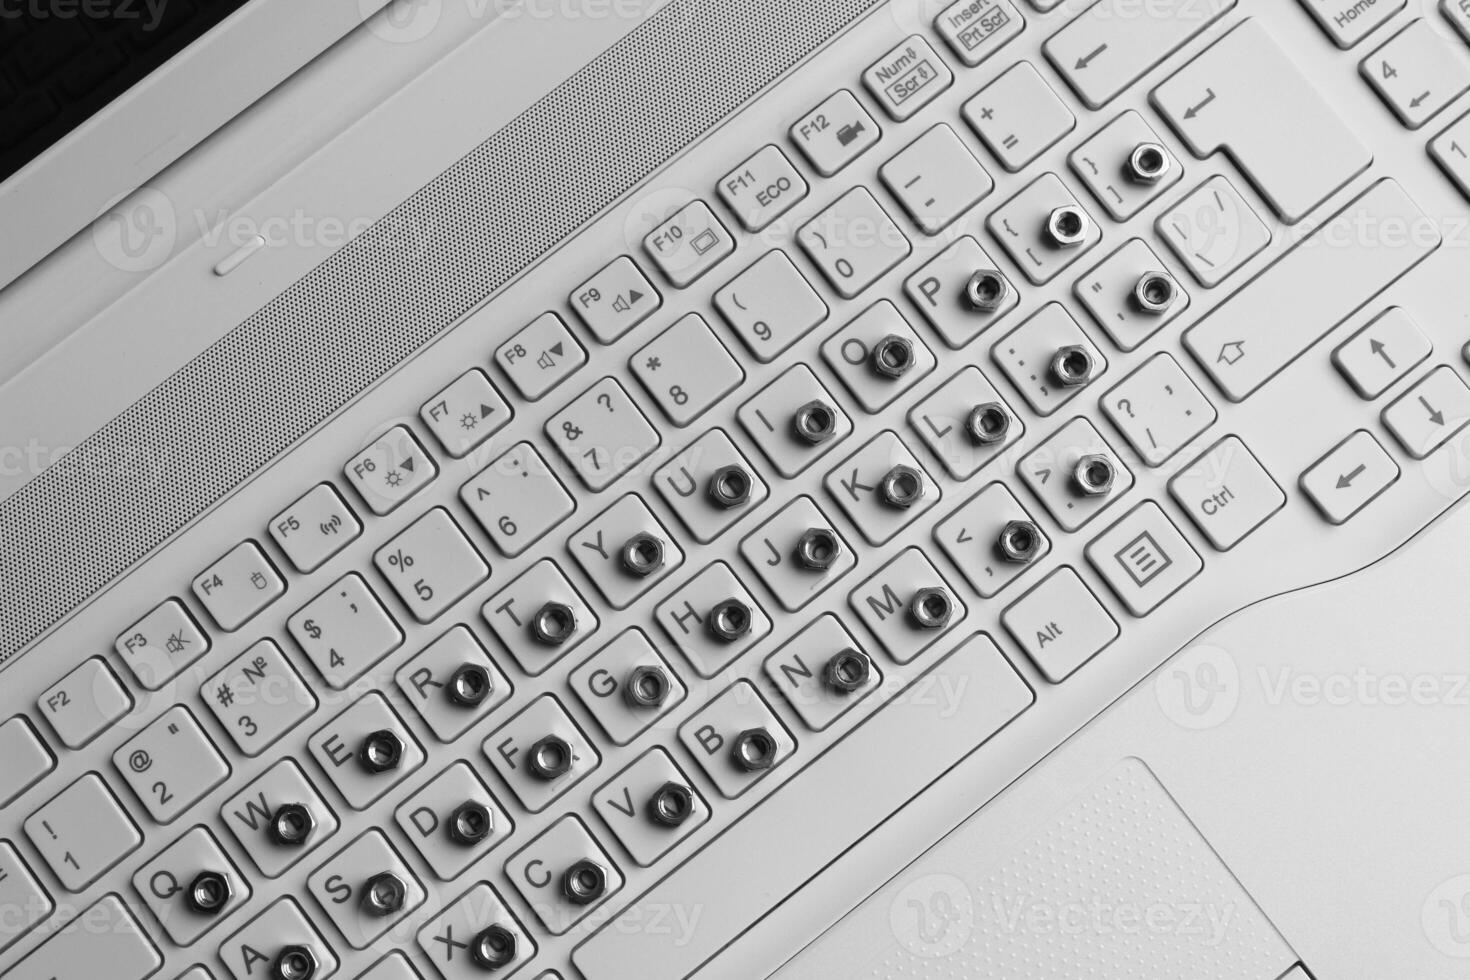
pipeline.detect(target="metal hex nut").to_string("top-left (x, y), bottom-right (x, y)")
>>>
top-left (824, 649), bottom-right (872, 693)
top-left (269, 803), bottom-right (315, 847)
top-left (531, 601), bottom-right (578, 646)
top-left (648, 782), bottom-right (695, 827)
top-left (910, 588), bottom-right (954, 630)
top-left (1132, 271), bottom-right (1178, 315)
top-left (1046, 205), bottom-right (1089, 248)
top-left (793, 400), bottom-right (839, 444)
top-left (732, 727), bottom-right (779, 772)
top-left (448, 663), bottom-right (493, 707)
top-left (1050, 345), bottom-right (1095, 387)
top-left (359, 729), bottom-right (404, 774)
top-left (624, 665), bottom-right (671, 708)
top-left (707, 465), bottom-right (753, 509)
top-left (1127, 141), bottom-right (1171, 184)
top-left (998, 520), bottom-right (1044, 564)
top-left (871, 334), bottom-right (916, 379)
top-left (274, 945), bottom-right (319, 980)
top-left (561, 859), bottom-right (609, 905)
top-left (878, 465), bottom-right (925, 509)
top-left (470, 924), bottom-right (518, 971)
top-left (795, 527), bottom-right (841, 570)
top-left (966, 402), bottom-right (1011, 445)
top-left (964, 268), bottom-right (1011, 312)
top-left (449, 800), bottom-right (494, 845)
top-left (362, 871), bottom-right (408, 917)
top-left (707, 598), bottom-right (753, 642)
top-left (527, 734), bottom-right (574, 780)
top-left (1074, 454), bottom-right (1117, 496)
top-left (620, 533), bottom-right (666, 577)
top-left (186, 870), bottom-right (232, 915)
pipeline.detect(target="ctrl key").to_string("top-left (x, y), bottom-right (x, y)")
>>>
top-left (1169, 436), bottom-right (1287, 550)
top-left (7, 894), bottom-right (160, 980)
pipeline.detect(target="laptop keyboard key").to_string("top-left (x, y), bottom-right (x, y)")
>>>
top-left (1300, 430), bottom-right (1401, 524)
top-left (113, 704), bottom-right (230, 824)
top-left (374, 508), bottom-right (489, 624)
top-left (1169, 436), bottom-right (1286, 550)
top-left (1003, 566), bottom-right (1120, 681)
top-left (269, 483), bottom-right (362, 574)
top-left (306, 830), bottom-right (425, 950)
top-left (25, 772), bottom-right (142, 891)
top-left (506, 815), bottom-right (624, 935)
top-left (485, 694), bottom-right (600, 813)
top-left (738, 364), bottom-right (853, 478)
top-left (1302, 0), bottom-right (1404, 47)
top-left (38, 656), bottom-right (131, 750)
top-left (963, 61), bottom-right (1075, 172)
top-left (903, 235), bottom-right (1019, 348)
top-left (880, 123), bottom-right (993, 234)
top-left (713, 250), bottom-right (829, 362)
top-left (934, 481), bottom-right (1051, 598)
top-left (1018, 417), bottom-right (1134, 532)
top-left (416, 883), bottom-right (536, 980)
top-left (1333, 308), bottom-right (1432, 399)
top-left (642, 200), bottom-right (735, 288)
top-left (1153, 19), bottom-right (1371, 223)
top-left (344, 425), bottom-right (437, 516)
top-left (203, 638), bottom-right (318, 757)
top-left (1362, 19), bottom-right (1470, 129)
top-left (568, 629), bottom-right (688, 745)
top-left (570, 493), bottom-right (685, 610)
top-left (0, 716), bottom-right (53, 809)
top-left (653, 428), bottom-right (769, 544)
top-left (862, 34), bottom-right (953, 121)
top-left (219, 759), bottom-right (339, 878)
top-left (1086, 501), bottom-right (1204, 616)
top-left (820, 300), bottom-right (936, 413)
top-left (992, 302), bottom-right (1108, 416)
top-left (115, 598), bottom-right (211, 690)
top-left (908, 366), bottom-right (1025, 481)
top-left (1101, 353), bottom-right (1217, 467)
top-left (630, 313), bottom-right (744, 427)
top-left (483, 558), bottom-right (599, 676)
top-left (1046, 0), bottom-right (1236, 109)
top-left (8, 894), bottom-right (161, 980)
top-left (219, 897), bottom-right (339, 980)
top-left (1068, 110), bottom-right (1183, 221)
top-left (288, 573), bottom-right (404, 688)
top-left (420, 369), bottom-right (512, 458)
top-left (571, 255), bottom-right (662, 344)
top-left (934, 0), bottom-right (1025, 66)
top-left (986, 172), bottom-right (1101, 285)
top-left (1156, 175), bottom-right (1271, 289)
top-left (395, 625), bottom-right (513, 743)
top-left (591, 747), bottom-right (709, 867)
top-left (131, 825), bottom-right (250, 946)
top-left (1382, 366), bottom-right (1470, 459)
top-left (496, 312), bottom-right (588, 401)
top-left (797, 187), bottom-right (911, 299)
top-left (679, 680), bottom-right (795, 799)
top-left (547, 377), bottom-right (662, 492)
top-left (460, 441), bottom-right (576, 557)
top-left (0, 843), bottom-right (48, 955)
top-left (309, 692), bottom-right (424, 810)
top-left (790, 89), bottom-right (881, 176)
top-left (192, 540), bottom-right (286, 631)
top-left (717, 144), bottom-right (809, 232)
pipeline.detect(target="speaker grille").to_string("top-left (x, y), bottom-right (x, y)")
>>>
top-left (0, 0), bottom-right (882, 668)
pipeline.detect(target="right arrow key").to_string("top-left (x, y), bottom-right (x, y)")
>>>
top-left (1301, 430), bottom-right (1401, 525)
top-left (1383, 365), bottom-right (1470, 460)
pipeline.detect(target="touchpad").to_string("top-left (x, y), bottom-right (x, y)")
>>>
top-left (774, 758), bottom-right (1307, 980)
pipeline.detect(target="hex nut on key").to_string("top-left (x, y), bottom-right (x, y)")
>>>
top-left (1127, 141), bottom-right (1171, 184)
top-left (470, 924), bottom-right (518, 971)
top-left (1046, 205), bottom-right (1090, 248)
top-left (648, 782), bottom-right (695, 827)
top-left (870, 334), bottom-right (916, 379)
top-left (964, 268), bottom-right (1010, 312)
top-left (448, 663), bottom-right (493, 707)
top-left (274, 945), bottom-right (320, 980)
top-left (707, 464), bottom-right (753, 509)
top-left (966, 402), bottom-right (1011, 445)
top-left (562, 859), bottom-right (609, 905)
top-left (998, 520), bottom-right (1044, 564)
top-left (531, 601), bottom-right (577, 646)
top-left (449, 800), bottom-right (494, 845)
top-left (795, 527), bottom-right (841, 570)
top-left (1132, 271), bottom-right (1178, 315)
top-left (362, 871), bottom-right (408, 917)
top-left (878, 465), bottom-right (925, 509)
top-left (1074, 454), bottom-right (1117, 496)
top-left (527, 734), bottom-right (574, 780)
top-left (1050, 345), bottom-right (1095, 387)
top-left (707, 598), bottom-right (753, 642)
top-left (910, 588), bottom-right (954, 630)
top-left (732, 727), bottom-right (779, 772)
top-left (620, 533), bottom-right (665, 577)
top-left (624, 665), bottom-right (671, 708)
top-left (359, 729), bottom-right (404, 773)
top-left (270, 803), bottom-right (315, 846)
top-left (186, 870), bottom-right (232, 915)
top-left (793, 400), bottom-right (839, 444)
top-left (824, 649), bottom-right (872, 693)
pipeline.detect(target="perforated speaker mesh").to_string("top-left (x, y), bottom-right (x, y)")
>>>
top-left (0, 0), bottom-right (883, 668)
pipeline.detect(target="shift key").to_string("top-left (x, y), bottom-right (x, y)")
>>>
top-left (1184, 179), bottom-right (1439, 402)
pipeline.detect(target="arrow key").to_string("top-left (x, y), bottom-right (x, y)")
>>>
top-left (1361, 19), bottom-right (1470, 130)
top-left (1382, 365), bottom-right (1470, 459)
top-left (1332, 307), bottom-right (1431, 399)
top-left (1300, 430), bottom-right (1400, 525)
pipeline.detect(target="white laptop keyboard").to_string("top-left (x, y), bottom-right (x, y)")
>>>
top-left (6, 1), bottom-right (1470, 979)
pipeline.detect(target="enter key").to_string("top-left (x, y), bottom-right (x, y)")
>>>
top-left (1153, 19), bottom-right (1371, 223)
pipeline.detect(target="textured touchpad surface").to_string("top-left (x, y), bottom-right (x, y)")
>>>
top-left (774, 758), bottom-right (1299, 980)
